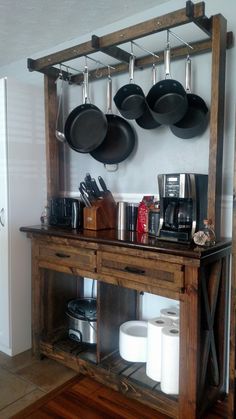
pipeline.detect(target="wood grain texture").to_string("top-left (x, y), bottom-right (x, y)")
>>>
top-left (207, 14), bottom-right (227, 237)
top-left (12, 374), bottom-right (231, 419)
top-left (30, 3), bottom-right (205, 71)
top-left (24, 229), bottom-right (232, 418)
top-left (12, 375), bottom-right (171, 419)
top-left (44, 75), bottom-right (60, 200)
top-left (227, 113), bottom-right (236, 417)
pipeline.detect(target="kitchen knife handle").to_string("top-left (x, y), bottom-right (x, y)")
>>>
top-left (124, 266), bottom-right (145, 275)
top-left (91, 178), bottom-right (101, 197)
top-left (98, 176), bottom-right (108, 192)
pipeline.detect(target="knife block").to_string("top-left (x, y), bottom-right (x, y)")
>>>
top-left (83, 195), bottom-right (117, 230)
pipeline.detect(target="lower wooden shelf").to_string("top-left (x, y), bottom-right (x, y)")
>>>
top-left (39, 335), bottom-right (178, 417)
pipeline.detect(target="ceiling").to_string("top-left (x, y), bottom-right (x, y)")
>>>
top-left (0, 0), bottom-right (171, 67)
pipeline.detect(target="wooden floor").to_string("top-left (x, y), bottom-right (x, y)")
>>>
top-left (11, 373), bottom-right (232, 419)
top-left (12, 374), bottom-right (170, 418)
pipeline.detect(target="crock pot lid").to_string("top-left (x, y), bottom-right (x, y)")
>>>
top-left (67, 298), bottom-right (97, 319)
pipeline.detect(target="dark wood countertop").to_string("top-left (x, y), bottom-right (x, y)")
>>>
top-left (20, 225), bottom-right (232, 260)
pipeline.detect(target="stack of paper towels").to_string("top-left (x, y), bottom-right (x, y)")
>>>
top-left (146, 307), bottom-right (180, 395)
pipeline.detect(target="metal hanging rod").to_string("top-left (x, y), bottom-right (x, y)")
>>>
top-left (60, 63), bottom-right (83, 75)
top-left (131, 41), bottom-right (159, 59)
top-left (57, 59), bottom-right (116, 83)
top-left (168, 29), bottom-right (194, 50)
top-left (85, 55), bottom-right (115, 70)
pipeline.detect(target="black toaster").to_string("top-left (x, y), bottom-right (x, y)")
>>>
top-left (49, 198), bottom-right (84, 229)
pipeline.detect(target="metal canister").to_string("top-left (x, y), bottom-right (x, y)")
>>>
top-left (117, 202), bottom-right (127, 230)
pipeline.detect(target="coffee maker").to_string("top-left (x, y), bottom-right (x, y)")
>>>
top-left (158, 173), bottom-right (208, 242)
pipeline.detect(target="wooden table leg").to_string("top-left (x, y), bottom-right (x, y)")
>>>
top-left (179, 265), bottom-right (200, 419)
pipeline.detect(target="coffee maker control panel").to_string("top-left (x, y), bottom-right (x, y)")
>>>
top-left (162, 173), bottom-right (193, 198)
top-left (164, 175), bottom-right (180, 197)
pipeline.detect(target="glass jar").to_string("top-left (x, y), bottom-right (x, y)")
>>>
top-left (202, 219), bottom-right (216, 246)
top-left (40, 205), bottom-right (50, 226)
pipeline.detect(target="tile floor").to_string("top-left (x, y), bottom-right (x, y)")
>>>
top-left (0, 349), bottom-right (77, 418)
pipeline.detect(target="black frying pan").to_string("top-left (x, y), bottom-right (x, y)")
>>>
top-left (113, 55), bottom-right (146, 120)
top-left (146, 45), bottom-right (187, 125)
top-left (136, 64), bottom-right (161, 130)
top-left (90, 77), bottom-right (136, 164)
top-left (170, 56), bottom-right (209, 139)
top-left (64, 66), bottom-right (107, 153)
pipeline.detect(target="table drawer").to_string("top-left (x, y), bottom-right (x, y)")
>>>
top-left (97, 251), bottom-right (184, 291)
top-left (38, 244), bottom-right (96, 272)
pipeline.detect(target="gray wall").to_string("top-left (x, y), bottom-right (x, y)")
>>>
top-left (0, 0), bottom-right (235, 237)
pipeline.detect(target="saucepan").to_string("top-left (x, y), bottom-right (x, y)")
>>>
top-left (113, 54), bottom-right (146, 120)
top-left (170, 56), bottom-right (209, 139)
top-left (146, 33), bottom-right (188, 125)
top-left (135, 64), bottom-right (161, 130)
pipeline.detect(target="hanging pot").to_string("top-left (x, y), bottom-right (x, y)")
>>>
top-left (135, 64), bottom-right (161, 130)
top-left (146, 36), bottom-right (188, 125)
top-left (170, 56), bottom-right (209, 139)
top-left (113, 54), bottom-right (146, 120)
top-left (64, 66), bottom-right (108, 153)
top-left (90, 75), bottom-right (136, 165)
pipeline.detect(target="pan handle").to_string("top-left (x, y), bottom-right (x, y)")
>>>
top-left (152, 63), bottom-right (156, 86)
top-left (83, 65), bottom-right (89, 104)
top-left (129, 54), bottom-right (135, 84)
top-left (185, 55), bottom-right (192, 93)
top-left (164, 30), bottom-right (171, 79)
top-left (107, 75), bottom-right (112, 114)
top-left (164, 46), bottom-right (171, 79)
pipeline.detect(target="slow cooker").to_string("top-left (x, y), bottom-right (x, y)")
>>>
top-left (66, 298), bottom-right (97, 344)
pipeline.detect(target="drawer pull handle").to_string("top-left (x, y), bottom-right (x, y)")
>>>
top-left (124, 266), bottom-right (145, 275)
top-left (55, 252), bottom-right (71, 258)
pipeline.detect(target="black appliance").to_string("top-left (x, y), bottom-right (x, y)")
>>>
top-left (49, 197), bottom-right (84, 229)
top-left (158, 173), bottom-right (208, 242)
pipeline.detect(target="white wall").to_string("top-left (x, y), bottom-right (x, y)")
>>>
top-left (0, 1), bottom-right (234, 326)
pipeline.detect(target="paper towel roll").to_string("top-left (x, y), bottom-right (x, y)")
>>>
top-left (119, 321), bottom-right (148, 362)
top-left (160, 307), bottom-right (179, 321)
top-left (160, 326), bottom-right (179, 395)
top-left (172, 318), bottom-right (179, 328)
top-left (146, 317), bottom-right (173, 382)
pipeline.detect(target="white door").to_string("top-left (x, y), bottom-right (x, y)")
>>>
top-left (0, 78), bottom-right (10, 352)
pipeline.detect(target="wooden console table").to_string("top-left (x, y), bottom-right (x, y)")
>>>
top-left (20, 225), bottom-right (232, 418)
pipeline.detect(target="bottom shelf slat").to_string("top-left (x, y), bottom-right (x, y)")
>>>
top-left (39, 337), bottom-right (178, 418)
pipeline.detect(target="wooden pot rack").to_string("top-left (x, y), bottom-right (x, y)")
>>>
top-left (28, 1), bottom-right (233, 85)
top-left (28, 0), bottom-right (233, 241)
top-left (24, 1), bottom-right (236, 417)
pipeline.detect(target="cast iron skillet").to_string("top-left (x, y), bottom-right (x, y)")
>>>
top-left (146, 45), bottom-right (188, 125)
top-left (64, 67), bottom-right (107, 153)
top-left (170, 56), bottom-right (209, 139)
top-left (113, 55), bottom-right (146, 120)
top-left (90, 77), bottom-right (136, 164)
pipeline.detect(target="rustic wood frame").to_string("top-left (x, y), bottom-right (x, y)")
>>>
top-left (26, 0), bottom-right (235, 417)
top-left (30, 2), bottom-right (231, 240)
